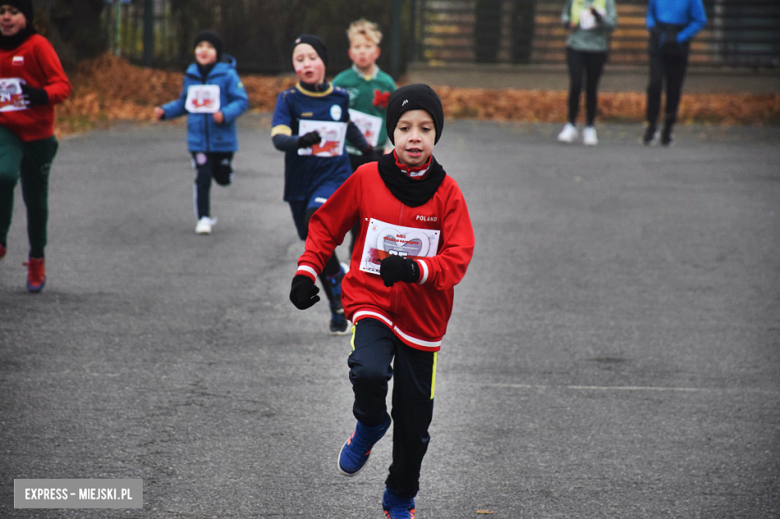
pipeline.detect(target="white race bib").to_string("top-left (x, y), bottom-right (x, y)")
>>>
top-left (359, 218), bottom-right (440, 276)
top-left (349, 109), bottom-right (382, 148)
top-left (297, 120), bottom-right (348, 157)
top-left (579, 7), bottom-right (604, 30)
top-left (185, 85), bottom-right (220, 113)
top-left (0, 78), bottom-right (27, 112)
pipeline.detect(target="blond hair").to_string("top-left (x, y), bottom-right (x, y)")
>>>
top-left (347, 19), bottom-right (382, 46)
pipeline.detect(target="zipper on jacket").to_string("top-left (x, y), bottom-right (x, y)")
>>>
top-left (202, 73), bottom-right (210, 153)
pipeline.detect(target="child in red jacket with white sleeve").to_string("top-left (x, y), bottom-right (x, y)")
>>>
top-left (289, 84), bottom-right (475, 518)
top-left (0, 0), bottom-right (71, 292)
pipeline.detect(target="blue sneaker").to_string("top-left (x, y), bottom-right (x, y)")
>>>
top-left (337, 413), bottom-right (391, 476)
top-left (382, 488), bottom-right (415, 519)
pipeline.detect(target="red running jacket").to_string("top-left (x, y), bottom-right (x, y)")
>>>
top-left (0, 34), bottom-right (71, 142)
top-left (296, 160), bottom-right (475, 351)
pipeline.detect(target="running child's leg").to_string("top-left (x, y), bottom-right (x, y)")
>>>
top-left (338, 318), bottom-right (394, 476)
top-left (302, 187), bottom-right (349, 335)
top-left (191, 152), bottom-right (213, 219)
top-left (0, 127), bottom-right (24, 252)
top-left (211, 152), bottom-right (235, 187)
top-left (20, 136), bottom-right (58, 259)
top-left (385, 340), bottom-right (436, 499)
top-left (347, 318), bottom-right (395, 425)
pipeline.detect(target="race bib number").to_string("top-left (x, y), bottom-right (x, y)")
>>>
top-left (297, 120), bottom-right (347, 157)
top-left (359, 218), bottom-right (440, 276)
top-left (348, 109), bottom-right (382, 148)
top-left (185, 85), bottom-right (220, 113)
top-left (0, 78), bottom-right (27, 112)
top-left (579, 7), bottom-right (604, 30)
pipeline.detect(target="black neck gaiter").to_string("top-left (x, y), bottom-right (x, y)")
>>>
top-left (0, 26), bottom-right (34, 50)
top-left (377, 152), bottom-right (446, 207)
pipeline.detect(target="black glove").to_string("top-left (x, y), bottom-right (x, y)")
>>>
top-left (362, 146), bottom-right (381, 163)
top-left (290, 275), bottom-right (320, 309)
top-left (590, 6), bottom-right (603, 23)
top-left (379, 255), bottom-right (419, 287)
top-left (21, 84), bottom-right (49, 106)
top-left (297, 131), bottom-right (321, 149)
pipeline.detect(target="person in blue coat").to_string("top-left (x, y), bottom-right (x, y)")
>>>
top-left (643, 0), bottom-right (707, 146)
top-left (155, 30), bottom-right (249, 234)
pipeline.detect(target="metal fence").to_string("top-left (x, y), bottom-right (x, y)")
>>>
top-left (100, 0), bottom-right (401, 75)
top-left (416, 0), bottom-right (780, 68)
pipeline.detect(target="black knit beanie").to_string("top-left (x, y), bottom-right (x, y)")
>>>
top-left (194, 30), bottom-right (223, 61)
top-left (5, 0), bottom-right (33, 25)
top-left (386, 84), bottom-right (444, 145)
top-left (291, 34), bottom-right (328, 68)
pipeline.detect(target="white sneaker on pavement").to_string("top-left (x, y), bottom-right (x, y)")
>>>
top-left (195, 216), bottom-right (217, 234)
top-left (557, 123), bottom-right (578, 143)
top-left (583, 126), bottom-right (598, 146)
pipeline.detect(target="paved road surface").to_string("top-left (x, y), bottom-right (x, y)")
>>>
top-left (2, 115), bottom-right (779, 518)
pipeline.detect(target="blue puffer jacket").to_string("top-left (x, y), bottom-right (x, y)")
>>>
top-left (162, 55), bottom-right (249, 152)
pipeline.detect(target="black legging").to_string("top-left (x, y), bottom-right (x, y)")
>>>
top-left (566, 47), bottom-right (608, 127)
top-left (192, 151), bottom-right (233, 219)
top-left (646, 50), bottom-right (689, 126)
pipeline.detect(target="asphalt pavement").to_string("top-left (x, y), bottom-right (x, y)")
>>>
top-left (1, 114), bottom-right (779, 518)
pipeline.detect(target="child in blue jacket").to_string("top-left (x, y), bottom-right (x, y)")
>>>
top-left (155, 30), bottom-right (249, 234)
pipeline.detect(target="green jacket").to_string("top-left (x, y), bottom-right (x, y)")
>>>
top-left (332, 64), bottom-right (397, 155)
top-left (561, 0), bottom-right (618, 53)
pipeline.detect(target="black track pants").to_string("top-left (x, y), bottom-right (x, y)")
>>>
top-left (348, 318), bottom-right (437, 498)
top-left (646, 50), bottom-right (689, 126)
top-left (191, 151), bottom-right (233, 219)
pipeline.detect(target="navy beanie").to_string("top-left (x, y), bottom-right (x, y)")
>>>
top-left (194, 30), bottom-right (223, 61)
top-left (291, 34), bottom-right (328, 68)
top-left (6, 0), bottom-right (34, 24)
top-left (386, 84), bottom-right (444, 145)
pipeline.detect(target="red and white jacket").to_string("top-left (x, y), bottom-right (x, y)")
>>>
top-left (296, 159), bottom-right (475, 351)
top-left (0, 34), bottom-right (71, 142)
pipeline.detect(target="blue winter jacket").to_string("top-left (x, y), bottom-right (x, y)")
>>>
top-left (647, 0), bottom-right (707, 43)
top-left (162, 55), bottom-right (249, 152)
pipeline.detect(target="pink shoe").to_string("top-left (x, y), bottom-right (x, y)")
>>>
top-left (24, 257), bottom-right (46, 292)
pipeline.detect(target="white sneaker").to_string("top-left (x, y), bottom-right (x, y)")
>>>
top-left (583, 126), bottom-right (598, 146)
top-left (195, 216), bottom-right (217, 234)
top-left (557, 123), bottom-right (578, 143)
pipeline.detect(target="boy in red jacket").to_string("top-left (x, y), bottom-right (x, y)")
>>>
top-left (289, 84), bottom-right (475, 519)
top-left (0, 0), bottom-right (71, 291)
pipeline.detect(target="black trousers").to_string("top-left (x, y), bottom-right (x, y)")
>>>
top-left (348, 318), bottom-right (437, 498)
top-left (646, 50), bottom-right (689, 126)
top-left (191, 151), bottom-right (233, 219)
top-left (566, 47), bottom-right (608, 126)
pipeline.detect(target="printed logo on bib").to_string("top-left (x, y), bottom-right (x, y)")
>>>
top-left (0, 78), bottom-right (27, 112)
top-left (348, 109), bottom-right (382, 148)
top-left (297, 120), bottom-right (347, 157)
top-left (330, 104), bottom-right (342, 121)
top-left (185, 85), bottom-right (220, 113)
top-left (360, 218), bottom-right (440, 276)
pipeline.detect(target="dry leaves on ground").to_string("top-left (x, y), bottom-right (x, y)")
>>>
top-left (54, 54), bottom-right (780, 137)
